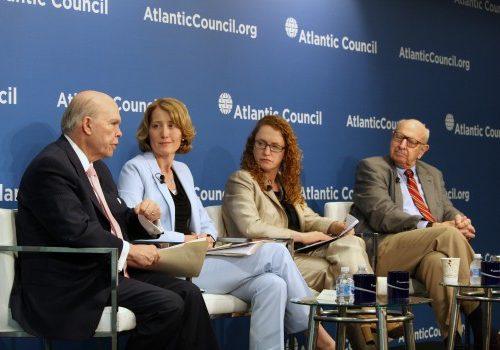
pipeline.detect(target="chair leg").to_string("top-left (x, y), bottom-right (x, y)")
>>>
top-left (287, 333), bottom-right (296, 350)
top-left (42, 338), bottom-right (52, 350)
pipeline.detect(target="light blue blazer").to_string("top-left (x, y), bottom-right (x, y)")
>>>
top-left (117, 152), bottom-right (217, 243)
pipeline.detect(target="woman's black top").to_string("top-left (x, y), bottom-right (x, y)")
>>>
top-left (171, 171), bottom-right (192, 234)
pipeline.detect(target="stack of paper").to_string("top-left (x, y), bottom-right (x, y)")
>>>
top-left (142, 238), bottom-right (208, 277)
top-left (207, 240), bottom-right (266, 257)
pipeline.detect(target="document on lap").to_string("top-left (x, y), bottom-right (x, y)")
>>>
top-left (140, 238), bottom-right (208, 277)
top-left (294, 214), bottom-right (359, 254)
top-left (207, 240), bottom-right (268, 257)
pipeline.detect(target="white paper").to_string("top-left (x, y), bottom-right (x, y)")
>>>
top-left (317, 289), bottom-right (337, 303)
top-left (207, 240), bottom-right (265, 257)
top-left (338, 214), bottom-right (359, 238)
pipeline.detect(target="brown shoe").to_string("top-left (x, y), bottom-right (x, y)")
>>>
top-left (360, 323), bottom-right (375, 344)
top-left (386, 322), bottom-right (405, 339)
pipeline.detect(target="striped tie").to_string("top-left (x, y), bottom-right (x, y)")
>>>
top-left (404, 169), bottom-right (435, 223)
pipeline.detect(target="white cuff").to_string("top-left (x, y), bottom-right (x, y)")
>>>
top-left (118, 240), bottom-right (130, 272)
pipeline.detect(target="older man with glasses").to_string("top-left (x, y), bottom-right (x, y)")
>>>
top-left (350, 118), bottom-right (487, 349)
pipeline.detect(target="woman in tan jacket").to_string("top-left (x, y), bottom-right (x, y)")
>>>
top-left (222, 115), bottom-right (400, 349)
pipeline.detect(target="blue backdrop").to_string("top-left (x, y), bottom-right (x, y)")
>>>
top-left (1, 0), bottom-right (499, 348)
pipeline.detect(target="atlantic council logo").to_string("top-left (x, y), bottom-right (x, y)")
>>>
top-left (285, 17), bottom-right (298, 38)
top-left (444, 113), bottom-right (500, 139)
top-left (216, 92), bottom-right (323, 126)
top-left (445, 113), bottom-right (455, 131)
top-left (218, 92), bottom-right (233, 115)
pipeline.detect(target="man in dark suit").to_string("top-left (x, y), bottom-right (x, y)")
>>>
top-left (350, 119), bottom-right (484, 347)
top-left (10, 90), bottom-right (219, 350)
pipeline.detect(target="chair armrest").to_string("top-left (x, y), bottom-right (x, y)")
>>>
top-left (0, 245), bottom-right (119, 335)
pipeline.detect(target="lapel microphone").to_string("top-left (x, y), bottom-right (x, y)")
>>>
top-left (396, 177), bottom-right (400, 183)
top-left (155, 173), bottom-right (165, 184)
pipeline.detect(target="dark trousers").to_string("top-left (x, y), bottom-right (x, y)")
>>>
top-left (118, 268), bottom-right (219, 350)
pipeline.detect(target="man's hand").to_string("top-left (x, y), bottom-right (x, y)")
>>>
top-left (454, 214), bottom-right (476, 240)
top-left (134, 198), bottom-right (161, 222)
top-left (432, 214), bottom-right (475, 240)
top-left (293, 231), bottom-right (331, 245)
top-left (127, 244), bottom-right (160, 268)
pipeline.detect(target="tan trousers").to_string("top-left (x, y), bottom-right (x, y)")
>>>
top-left (376, 226), bottom-right (479, 338)
top-left (294, 234), bottom-right (373, 292)
top-left (294, 234), bottom-right (376, 350)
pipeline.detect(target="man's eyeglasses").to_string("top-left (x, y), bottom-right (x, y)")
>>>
top-left (392, 131), bottom-right (426, 148)
top-left (254, 140), bottom-right (285, 153)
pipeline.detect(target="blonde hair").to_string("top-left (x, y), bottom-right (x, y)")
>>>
top-left (137, 98), bottom-right (196, 154)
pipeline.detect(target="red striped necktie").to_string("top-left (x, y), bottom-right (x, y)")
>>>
top-left (404, 169), bottom-right (436, 223)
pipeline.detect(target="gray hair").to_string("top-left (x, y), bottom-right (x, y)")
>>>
top-left (397, 118), bottom-right (430, 143)
top-left (60, 95), bottom-right (98, 134)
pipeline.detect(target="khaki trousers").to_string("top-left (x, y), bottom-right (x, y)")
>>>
top-left (294, 234), bottom-right (375, 350)
top-left (376, 226), bottom-right (479, 338)
top-left (294, 234), bottom-right (373, 292)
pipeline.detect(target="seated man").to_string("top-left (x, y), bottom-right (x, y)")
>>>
top-left (350, 118), bottom-right (484, 347)
top-left (10, 90), bottom-right (219, 350)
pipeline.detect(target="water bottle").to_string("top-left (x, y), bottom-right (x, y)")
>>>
top-left (336, 266), bottom-right (355, 304)
top-left (469, 253), bottom-right (482, 286)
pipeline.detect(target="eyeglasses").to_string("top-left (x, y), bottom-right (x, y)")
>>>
top-left (254, 139), bottom-right (285, 153)
top-left (392, 131), bottom-right (426, 148)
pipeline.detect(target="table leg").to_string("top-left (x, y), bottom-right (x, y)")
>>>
top-left (447, 286), bottom-right (460, 350)
top-left (307, 304), bottom-right (319, 350)
top-left (402, 305), bottom-right (415, 350)
top-left (483, 288), bottom-right (493, 350)
top-left (336, 306), bottom-right (347, 350)
top-left (376, 306), bottom-right (388, 350)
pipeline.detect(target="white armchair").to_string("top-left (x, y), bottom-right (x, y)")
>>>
top-left (0, 208), bottom-right (136, 350)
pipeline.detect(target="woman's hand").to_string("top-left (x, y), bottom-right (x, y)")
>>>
top-left (292, 231), bottom-right (331, 245)
top-left (327, 220), bottom-right (346, 236)
top-left (185, 233), bottom-right (215, 248)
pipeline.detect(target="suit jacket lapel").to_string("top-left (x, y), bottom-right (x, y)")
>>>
top-left (144, 152), bottom-right (176, 228)
top-left (416, 162), bottom-right (437, 216)
top-left (384, 156), bottom-right (403, 207)
top-left (57, 136), bottom-right (104, 216)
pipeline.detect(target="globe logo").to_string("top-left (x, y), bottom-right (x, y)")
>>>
top-left (285, 17), bottom-right (298, 38)
top-left (445, 113), bottom-right (455, 131)
top-left (218, 93), bottom-right (233, 115)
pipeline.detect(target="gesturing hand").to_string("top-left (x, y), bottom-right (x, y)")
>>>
top-left (134, 198), bottom-right (161, 222)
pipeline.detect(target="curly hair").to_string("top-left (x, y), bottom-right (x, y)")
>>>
top-left (240, 115), bottom-right (304, 205)
top-left (136, 98), bottom-right (196, 154)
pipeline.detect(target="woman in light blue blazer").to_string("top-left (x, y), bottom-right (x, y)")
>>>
top-left (118, 97), bottom-right (335, 350)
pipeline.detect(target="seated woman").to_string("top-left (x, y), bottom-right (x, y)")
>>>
top-left (117, 98), bottom-right (335, 350)
top-left (221, 115), bottom-right (382, 349)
